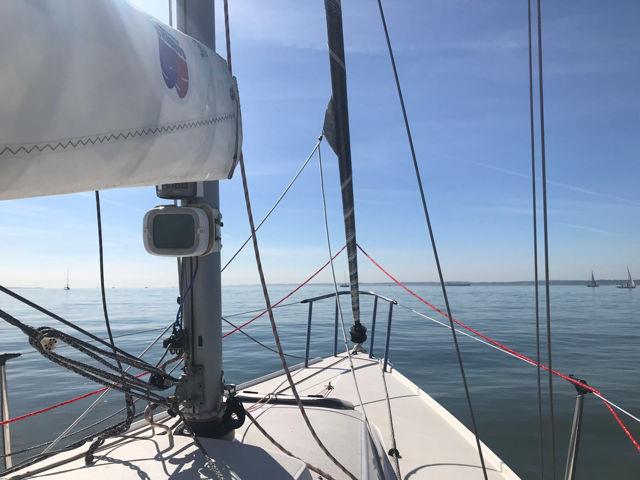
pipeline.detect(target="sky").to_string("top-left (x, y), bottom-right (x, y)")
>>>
top-left (2, 0), bottom-right (639, 287)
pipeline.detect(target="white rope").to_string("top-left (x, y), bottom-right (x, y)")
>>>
top-left (592, 393), bottom-right (640, 425)
top-left (397, 302), bottom-right (640, 426)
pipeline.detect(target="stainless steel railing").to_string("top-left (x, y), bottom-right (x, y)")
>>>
top-left (300, 290), bottom-right (397, 371)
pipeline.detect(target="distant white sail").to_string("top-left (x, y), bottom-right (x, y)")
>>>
top-left (0, 0), bottom-right (241, 200)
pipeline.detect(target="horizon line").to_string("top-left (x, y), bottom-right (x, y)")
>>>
top-left (7, 279), bottom-right (637, 289)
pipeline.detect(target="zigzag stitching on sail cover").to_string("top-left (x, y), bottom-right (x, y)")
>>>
top-left (0, 113), bottom-right (235, 157)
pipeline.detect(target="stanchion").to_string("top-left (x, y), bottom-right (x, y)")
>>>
top-left (0, 353), bottom-right (21, 469)
top-left (564, 376), bottom-right (590, 480)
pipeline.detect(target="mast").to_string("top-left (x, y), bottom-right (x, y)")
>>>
top-left (322, 0), bottom-right (366, 344)
top-left (175, 0), bottom-right (224, 435)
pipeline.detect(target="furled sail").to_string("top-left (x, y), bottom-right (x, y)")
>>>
top-left (0, 0), bottom-right (241, 200)
top-left (323, 0), bottom-right (365, 342)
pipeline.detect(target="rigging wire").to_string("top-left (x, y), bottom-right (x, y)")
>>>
top-left (2, 408), bottom-right (145, 459)
top-left (397, 300), bottom-right (640, 428)
top-left (237, 150), bottom-right (356, 480)
top-left (223, 3), bottom-right (355, 477)
top-left (223, 301), bottom-right (299, 319)
top-left (221, 139), bottom-right (321, 273)
top-left (222, 246), bottom-right (346, 338)
top-left (222, 0), bottom-right (232, 75)
top-left (359, 244), bottom-right (640, 453)
top-left (527, 0), bottom-right (545, 477)
top-left (221, 316), bottom-right (304, 360)
top-left (535, 0), bottom-right (557, 476)
top-left (374, 1), bottom-right (488, 477)
top-left (316, 140), bottom-right (392, 478)
top-left (0, 285), bottom-right (142, 363)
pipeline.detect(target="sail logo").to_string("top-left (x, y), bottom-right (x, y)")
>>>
top-left (155, 25), bottom-right (189, 99)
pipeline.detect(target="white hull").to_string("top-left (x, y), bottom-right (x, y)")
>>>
top-left (7, 353), bottom-right (518, 479)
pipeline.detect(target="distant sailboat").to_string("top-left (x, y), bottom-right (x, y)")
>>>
top-left (339, 271), bottom-right (349, 288)
top-left (587, 271), bottom-right (598, 287)
top-left (64, 270), bottom-right (70, 290)
top-left (617, 266), bottom-right (636, 289)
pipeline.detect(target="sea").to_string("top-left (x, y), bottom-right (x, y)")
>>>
top-left (1, 284), bottom-right (638, 479)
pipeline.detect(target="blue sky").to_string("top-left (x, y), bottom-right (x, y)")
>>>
top-left (2, 0), bottom-right (639, 287)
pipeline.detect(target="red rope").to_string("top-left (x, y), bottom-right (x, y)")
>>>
top-left (1, 249), bottom-right (345, 426)
top-left (222, 245), bottom-right (346, 338)
top-left (0, 372), bottom-right (149, 427)
top-left (356, 243), bottom-right (640, 453)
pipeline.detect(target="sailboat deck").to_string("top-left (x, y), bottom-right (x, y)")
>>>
top-left (7, 353), bottom-right (519, 479)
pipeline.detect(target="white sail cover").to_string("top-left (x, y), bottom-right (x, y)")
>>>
top-left (0, 0), bottom-right (241, 200)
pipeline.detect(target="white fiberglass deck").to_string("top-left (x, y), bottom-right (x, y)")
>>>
top-left (8, 353), bottom-right (519, 479)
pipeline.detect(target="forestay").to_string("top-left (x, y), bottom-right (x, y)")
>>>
top-left (0, 0), bottom-right (241, 200)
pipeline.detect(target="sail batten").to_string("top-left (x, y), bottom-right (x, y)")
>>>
top-left (0, 0), bottom-right (241, 200)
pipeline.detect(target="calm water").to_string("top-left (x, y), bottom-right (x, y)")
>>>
top-left (1, 284), bottom-right (638, 479)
